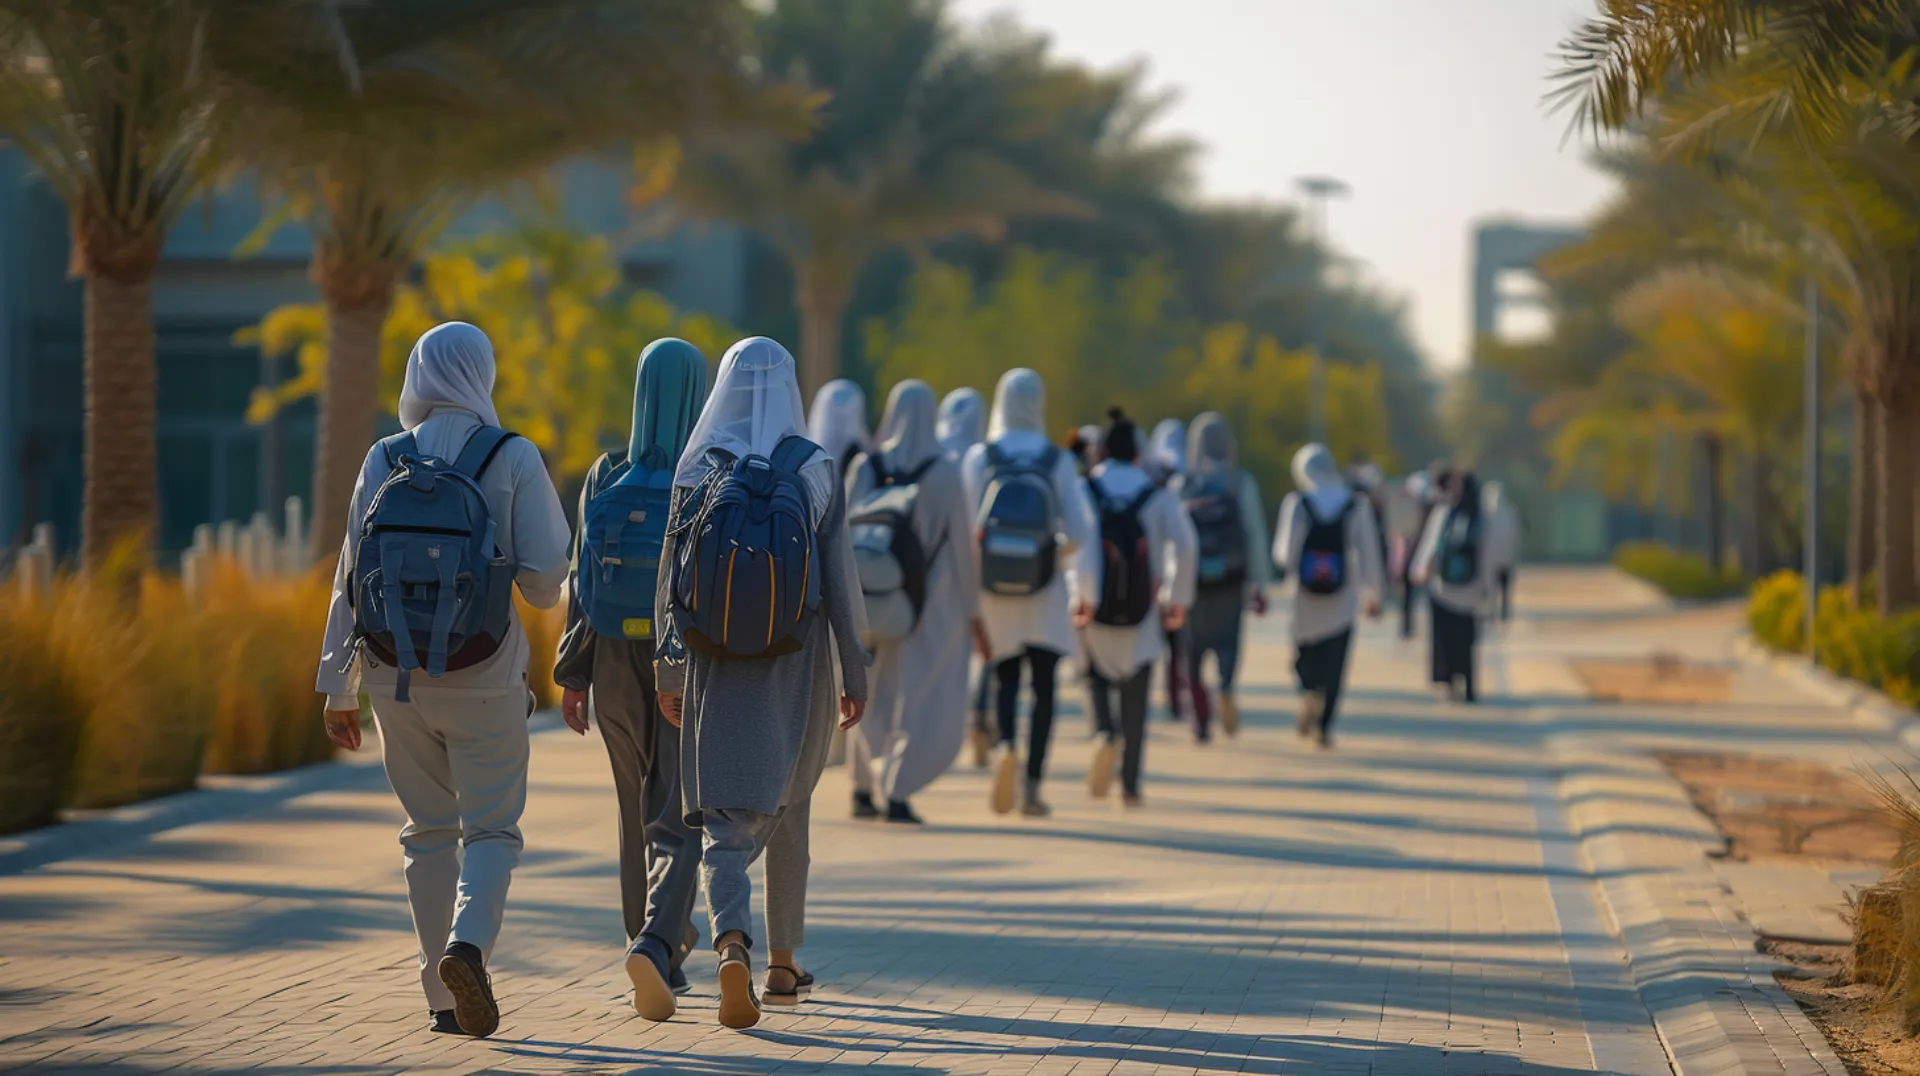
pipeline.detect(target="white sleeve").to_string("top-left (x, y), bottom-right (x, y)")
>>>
top-left (1272, 492), bottom-right (1303, 576)
top-left (1350, 497), bottom-right (1385, 600)
top-left (506, 440), bottom-right (573, 611)
top-left (1410, 509), bottom-right (1445, 586)
top-left (1158, 490), bottom-right (1199, 609)
top-left (1237, 471), bottom-right (1272, 590)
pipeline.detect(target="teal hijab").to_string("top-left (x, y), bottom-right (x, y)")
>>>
top-left (630, 338), bottom-right (709, 466)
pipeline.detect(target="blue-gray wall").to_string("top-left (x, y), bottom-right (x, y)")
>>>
top-left (0, 153), bottom-right (747, 555)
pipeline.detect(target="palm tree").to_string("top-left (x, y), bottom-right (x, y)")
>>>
top-left (670, 0), bottom-right (1085, 395)
top-left (232, 0), bottom-right (791, 559)
top-left (0, 1), bottom-right (355, 566)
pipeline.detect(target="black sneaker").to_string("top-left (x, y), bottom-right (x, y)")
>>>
top-left (436, 942), bottom-right (500, 1038)
top-left (852, 790), bottom-right (881, 818)
top-left (429, 1009), bottom-right (466, 1036)
top-left (669, 964), bottom-right (692, 996)
top-left (885, 799), bottom-right (924, 825)
top-left (626, 934), bottom-right (676, 1022)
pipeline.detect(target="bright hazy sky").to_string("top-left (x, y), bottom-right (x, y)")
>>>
top-left (949, 0), bottom-right (1619, 370)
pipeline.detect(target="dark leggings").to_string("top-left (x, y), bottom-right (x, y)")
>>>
top-left (1400, 581), bottom-right (1420, 639)
top-left (1429, 600), bottom-right (1478, 701)
top-left (1498, 570), bottom-right (1513, 621)
top-left (1164, 626), bottom-right (1199, 725)
top-left (1294, 629), bottom-right (1353, 733)
top-left (1089, 664), bottom-right (1152, 797)
top-left (996, 647), bottom-right (1061, 783)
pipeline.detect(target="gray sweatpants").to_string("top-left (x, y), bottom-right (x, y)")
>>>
top-left (590, 636), bottom-right (701, 965)
top-left (373, 685), bottom-right (529, 1011)
top-left (701, 801), bottom-right (810, 952)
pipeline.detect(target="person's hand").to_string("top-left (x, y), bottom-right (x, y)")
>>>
top-left (839, 696), bottom-right (866, 730)
top-left (1365, 597), bottom-right (1383, 620)
top-left (971, 618), bottom-right (993, 663)
top-left (659, 692), bottom-right (684, 728)
top-left (1163, 604), bottom-right (1188, 632)
top-left (323, 708), bottom-right (363, 752)
top-left (562, 688), bottom-right (589, 735)
top-left (1071, 602), bottom-right (1094, 628)
top-left (1250, 591), bottom-right (1269, 617)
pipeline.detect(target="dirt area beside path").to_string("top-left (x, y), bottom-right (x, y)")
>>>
top-left (1659, 752), bottom-right (1900, 862)
top-left (1663, 752), bottom-right (1914, 1076)
top-left (1768, 940), bottom-right (1920, 1076)
top-left (1572, 654), bottom-right (1732, 704)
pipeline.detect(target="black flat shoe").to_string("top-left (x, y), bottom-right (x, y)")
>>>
top-left (852, 791), bottom-right (881, 819)
top-left (885, 799), bottom-right (924, 825)
top-left (429, 1009), bottom-right (466, 1036)
top-left (436, 942), bottom-right (500, 1038)
top-left (764, 964), bottom-right (816, 1006)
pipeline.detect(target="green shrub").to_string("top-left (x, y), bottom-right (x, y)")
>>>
top-left (1614, 541), bottom-right (1747, 600)
top-left (1749, 570), bottom-right (1805, 651)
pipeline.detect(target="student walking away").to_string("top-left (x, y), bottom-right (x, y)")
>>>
top-left (316, 322), bottom-right (571, 1039)
top-left (654, 337), bottom-right (868, 1030)
top-left (847, 380), bottom-right (990, 824)
top-left (1483, 480), bottom-right (1522, 622)
top-left (1067, 424), bottom-right (1104, 476)
top-left (1174, 413), bottom-right (1271, 741)
top-left (1144, 418), bottom-right (1200, 727)
top-left (1411, 470), bottom-right (1492, 702)
top-left (1074, 409), bottom-right (1197, 807)
top-left (809, 378), bottom-right (873, 483)
top-left (938, 387), bottom-right (997, 767)
top-left (961, 368), bottom-right (1100, 818)
top-left (552, 338), bottom-right (707, 1020)
top-left (1143, 419), bottom-right (1187, 487)
top-left (1348, 462), bottom-right (1392, 592)
top-left (1400, 463), bottom-right (1453, 639)
top-left (1272, 444), bottom-right (1384, 749)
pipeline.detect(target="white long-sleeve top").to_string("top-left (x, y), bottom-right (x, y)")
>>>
top-left (1071, 461), bottom-right (1199, 680)
top-left (315, 407), bottom-right (573, 710)
top-left (1411, 506), bottom-right (1496, 617)
top-left (960, 431), bottom-right (1100, 660)
top-left (1273, 491), bottom-right (1385, 644)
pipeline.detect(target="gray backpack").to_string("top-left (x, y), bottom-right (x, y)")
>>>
top-left (977, 444), bottom-right (1063, 597)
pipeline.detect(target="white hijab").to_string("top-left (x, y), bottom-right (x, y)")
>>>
top-left (988, 368), bottom-right (1047, 441)
top-left (936, 387), bottom-right (985, 461)
top-left (877, 380), bottom-right (941, 474)
top-left (674, 337), bottom-right (828, 504)
top-left (1293, 443), bottom-right (1353, 518)
top-left (398, 321), bottom-right (500, 430)
top-left (808, 378), bottom-right (871, 468)
top-left (1483, 479), bottom-right (1506, 514)
top-left (1149, 419), bottom-right (1187, 476)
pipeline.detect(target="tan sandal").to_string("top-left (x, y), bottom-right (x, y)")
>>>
top-left (716, 942), bottom-right (761, 1029)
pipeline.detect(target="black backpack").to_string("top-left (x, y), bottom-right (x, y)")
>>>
top-left (1182, 475), bottom-right (1247, 590)
top-left (977, 444), bottom-right (1063, 596)
top-left (1298, 498), bottom-right (1353, 597)
top-left (1093, 480), bottom-right (1158, 627)
top-left (1438, 508), bottom-right (1481, 586)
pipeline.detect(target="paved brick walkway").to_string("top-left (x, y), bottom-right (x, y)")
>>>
top-left (0, 571), bottom-right (1855, 1074)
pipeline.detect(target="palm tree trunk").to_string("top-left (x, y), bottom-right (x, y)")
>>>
top-left (1699, 433), bottom-right (1725, 573)
top-left (80, 271), bottom-right (159, 568)
top-left (1876, 388), bottom-right (1920, 614)
top-left (795, 268), bottom-right (851, 400)
top-left (1850, 382), bottom-right (1879, 596)
top-left (307, 295), bottom-right (392, 565)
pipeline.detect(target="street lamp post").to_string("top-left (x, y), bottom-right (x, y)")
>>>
top-left (1804, 274), bottom-right (1820, 654)
top-left (1295, 175), bottom-right (1350, 445)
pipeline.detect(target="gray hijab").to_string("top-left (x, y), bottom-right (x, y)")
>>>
top-left (936, 387), bottom-right (985, 461)
top-left (398, 321), bottom-right (500, 429)
top-left (1188, 412), bottom-right (1235, 476)
top-left (877, 380), bottom-right (941, 473)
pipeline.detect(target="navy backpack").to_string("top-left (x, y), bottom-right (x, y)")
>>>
top-left (577, 449), bottom-right (675, 640)
top-left (669, 436), bottom-right (821, 659)
top-left (347, 427), bottom-right (518, 701)
top-left (1298, 498), bottom-right (1353, 597)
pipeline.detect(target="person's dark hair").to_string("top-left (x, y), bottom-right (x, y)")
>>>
top-left (1453, 470), bottom-right (1481, 517)
top-left (1103, 406), bottom-right (1139, 462)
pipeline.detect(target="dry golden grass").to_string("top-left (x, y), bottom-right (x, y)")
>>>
top-left (1857, 766), bottom-right (1920, 1032)
top-left (0, 554), bottom-right (339, 833)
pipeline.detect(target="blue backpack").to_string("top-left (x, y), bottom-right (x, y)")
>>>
top-left (669, 435), bottom-right (821, 660)
top-left (577, 450), bottom-right (674, 640)
top-left (348, 428), bottom-right (518, 701)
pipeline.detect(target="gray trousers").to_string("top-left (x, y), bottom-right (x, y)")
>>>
top-left (701, 801), bottom-right (810, 952)
top-left (591, 636), bottom-right (701, 966)
top-left (374, 685), bottom-right (529, 1011)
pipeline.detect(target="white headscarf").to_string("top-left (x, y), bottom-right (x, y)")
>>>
top-left (936, 387), bottom-right (985, 461)
top-left (1292, 443), bottom-right (1353, 518)
top-left (1188, 412), bottom-right (1235, 478)
top-left (675, 336), bottom-right (811, 486)
top-left (877, 380), bottom-right (941, 474)
top-left (808, 378), bottom-right (871, 468)
top-left (397, 321), bottom-right (500, 430)
top-left (988, 368), bottom-right (1046, 440)
top-left (1483, 479), bottom-right (1506, 514)
top-left (1149, 419), bottom-right (1187, 476)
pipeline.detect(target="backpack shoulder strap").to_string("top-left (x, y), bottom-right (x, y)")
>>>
top-left (770, 434), bottom-right (821, 474)
top-left (904, 456), bottom-right (939, 484)
top-left (1298, 495), bottom-right (1323, 526)
top-left (453, 426), bottom-right (521, 480)
top-left (985, 442), bottom-right (1010, 470)
top-left (378, 431), bottom-right (418, 471)
top-left (1127, 486), bottom-right (1157, 516)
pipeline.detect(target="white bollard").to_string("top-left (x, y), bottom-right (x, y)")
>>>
top-left (282, 497), bottom-right (306, 573)
top-left (216, 519), bottom-right (238, 558)
top-left (247, 512), bottom-right (274, 578)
